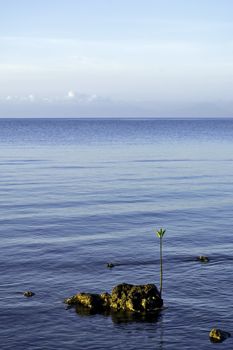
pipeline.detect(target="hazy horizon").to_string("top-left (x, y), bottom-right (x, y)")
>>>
top-left (1, 0), bottom-right (233, 118)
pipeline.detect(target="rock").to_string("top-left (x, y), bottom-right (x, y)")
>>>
top-left (75, 293), bottom-right (104, 311)
top-left (110, 283), bottom-right (163, 312)
top-left (100, 292), bottom-right (111, 308)
top-left (64, 295), bottom-right (78, 305)
top-left (106, 263), bottom-right (115, 268)
top-left (197, 256), bottom-right (209, 263)
top-left (65, 283), bottom-right (163, 314)
top-left (209, 328), bottom-right (231, 343)
top-left (64, 292), bottom-right (111, 311)
top-left (23, 291), bottom-right (35, 297)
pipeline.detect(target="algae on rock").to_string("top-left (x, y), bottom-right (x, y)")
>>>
top-left (209, 328), bottom-right (231, 343)
top-left (64, 283), bottom-right (163, 314)
top-left (110, 283), bottom-right (163, 312)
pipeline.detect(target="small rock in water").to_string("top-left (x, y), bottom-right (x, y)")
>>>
top-left (106, 263), bottom-right (115, 268)
top-left (23, 291), bottom-right (35, 297)
top-left (209, 328), bottom-right (231, 343)
top-left (197, 256), bottom-right (209, 263)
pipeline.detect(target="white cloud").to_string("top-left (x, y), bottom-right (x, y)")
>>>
top-left (64, 91), bottom-right (100, 104)
top-left (1, 94), bottom-right (36, 103)
top-left (67, 90), bottom-right (75, 99)
top-left (1, 34), bottom-right (233, 103)
top-left (28, 94), bottom-right (35, 102)
top-left (1, 91), bottom-right (102, 106)
top-left (87, 94), bottom-right (97, 102)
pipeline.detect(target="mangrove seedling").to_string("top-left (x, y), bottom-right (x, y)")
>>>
top-left (156, 228), bottom-right (166, 298)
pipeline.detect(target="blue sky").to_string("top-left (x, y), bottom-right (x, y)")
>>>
top-left (1, 0), bottom-right (233, 117)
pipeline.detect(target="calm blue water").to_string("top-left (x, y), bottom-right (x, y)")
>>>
top-left (1, 118), bottom-right (233, 349)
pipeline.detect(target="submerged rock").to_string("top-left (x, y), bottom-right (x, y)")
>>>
top-left (209, 328), bottom-right (231, 343)
top-left (196, 256), bottom-right (209, 263)
top-left (106, 263), bottom-right (115, 268)
top-left (23, 291), bottom-right (35, 297)
top-left (64, 283), bottom-right (163, 314)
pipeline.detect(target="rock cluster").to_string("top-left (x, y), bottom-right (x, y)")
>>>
top-left (64, 283), bottom-right (163, 313)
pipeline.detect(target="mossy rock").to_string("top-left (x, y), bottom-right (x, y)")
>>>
top-left (209, 328), bottom-right (231, 343)
top-left (64, 292), bottom-right (109, 311)
top-left (110, 283), bottom-right (163, 312)
top-left (65, 283), bottom-right (163, 314)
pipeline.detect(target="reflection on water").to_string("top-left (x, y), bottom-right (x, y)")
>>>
top-left (74, 304), bottom-right (162, 324)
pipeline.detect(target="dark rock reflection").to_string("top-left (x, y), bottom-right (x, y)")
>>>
top-left (74, 304), bottom-right (161, 324)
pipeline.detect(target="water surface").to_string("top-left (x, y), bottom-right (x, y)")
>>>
top-left (1, 118), bottom-right (233, 349)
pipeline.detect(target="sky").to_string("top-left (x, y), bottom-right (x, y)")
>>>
top-left (1, 0), bottom-right (233, 118)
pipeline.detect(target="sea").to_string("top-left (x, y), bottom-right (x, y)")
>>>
top-left (1, 118), bottom-right (233, 349)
